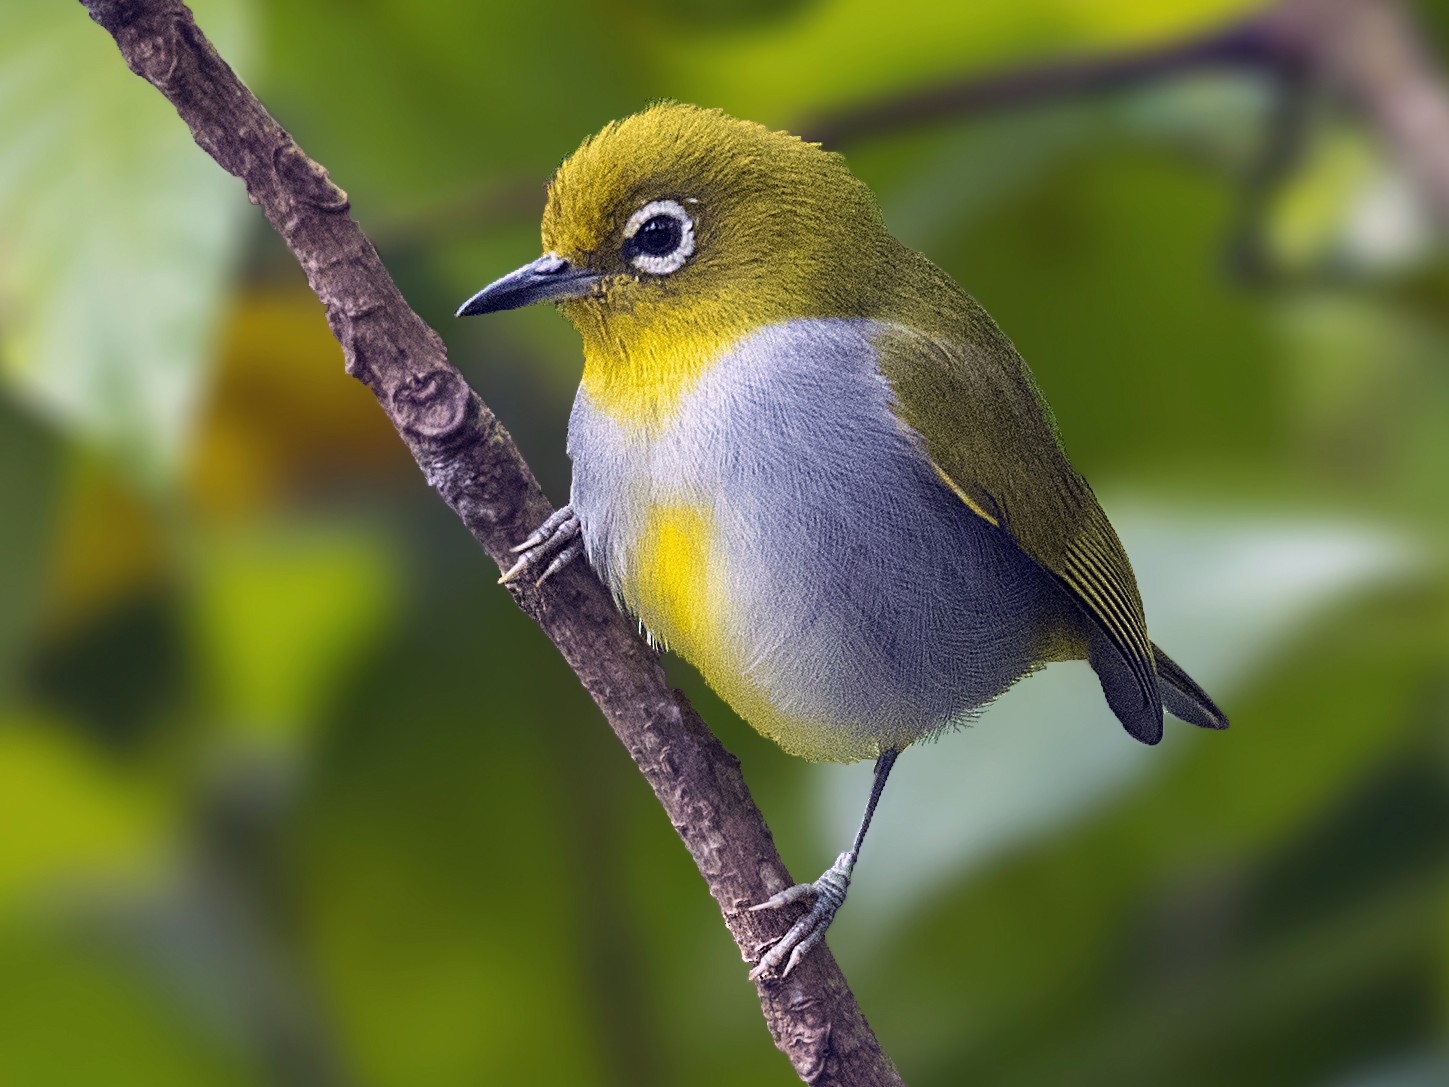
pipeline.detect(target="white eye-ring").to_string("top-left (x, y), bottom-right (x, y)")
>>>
top-left (623, 199), bottom-right (695, 275)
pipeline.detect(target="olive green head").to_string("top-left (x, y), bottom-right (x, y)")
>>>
top-left (455, 103), bottom-right (938, 421)
top-left (460, 104), bottom-right (904, 329)
top-left (543, 103), bottom-right (891, 319)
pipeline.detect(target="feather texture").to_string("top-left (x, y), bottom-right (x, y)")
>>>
top-left (875, 321), bottom-right (1164, 743)
top-left (533, 102), bottom-right (1226, 758)
top-left (569, 319), bottom-right (1070, 761)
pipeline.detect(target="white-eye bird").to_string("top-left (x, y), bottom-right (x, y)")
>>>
top-left (457, 103), bottom-right (1228, 979)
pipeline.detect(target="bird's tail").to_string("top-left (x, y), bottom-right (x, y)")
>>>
top-left (1152, 642), bottom-right (1229, 731)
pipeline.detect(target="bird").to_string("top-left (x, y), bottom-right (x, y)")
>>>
top-left (456, 102), bottom-right (1227, 980)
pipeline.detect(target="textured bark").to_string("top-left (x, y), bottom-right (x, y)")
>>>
top-left (79, 1), bottom-right (901, 1084)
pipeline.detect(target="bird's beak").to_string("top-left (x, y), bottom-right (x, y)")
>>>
top-left (455, 253), bottom-right (602, 317)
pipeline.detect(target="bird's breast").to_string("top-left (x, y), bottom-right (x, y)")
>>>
top-left (566, 317), bottom-right (1054, 761)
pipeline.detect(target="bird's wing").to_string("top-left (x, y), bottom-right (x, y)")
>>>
top-left (874, 316), bottom-right (1163, 743)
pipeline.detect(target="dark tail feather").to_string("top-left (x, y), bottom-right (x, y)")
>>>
top-left (1152, 643), bottom-right (1229, 731)
top-left (1087, 626), bottom-right (1164, 745)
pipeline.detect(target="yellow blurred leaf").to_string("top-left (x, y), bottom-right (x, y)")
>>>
top-left (187, 288), bottom-right (415, 525)
top-left (43, 460), bottom-right (170, 635)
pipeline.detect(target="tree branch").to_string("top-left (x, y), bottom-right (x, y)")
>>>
top-left (810, 0), bottom-right (1449, 226)
top-left (1256, 0), bottom-right (1449, 224)
top-left (804, 19), bottom-right (1268, 147)
top-left (78, 1), bottom-right (900, 1083)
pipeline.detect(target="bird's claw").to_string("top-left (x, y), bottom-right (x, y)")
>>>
top-left (747, 852), bottom-right (855, 981)
top-left (499, 505), bottom-right (582, 586)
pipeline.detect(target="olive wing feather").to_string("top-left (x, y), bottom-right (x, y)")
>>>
top-left (874, 317), bottom-right (1164, 744)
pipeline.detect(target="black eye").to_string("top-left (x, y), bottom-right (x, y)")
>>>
top-left (634, 214), bottom-right (682, 257)
top-left (625, 200), bottom-right (695, 274)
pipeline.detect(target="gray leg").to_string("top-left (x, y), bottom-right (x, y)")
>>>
top-left (748, 749), bottom-right (899, 980)
top-left (499, 504), bottom-right (582, 586)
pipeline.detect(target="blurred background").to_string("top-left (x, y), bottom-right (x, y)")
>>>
top-left (3, 0), bottom-right (1448, 1084)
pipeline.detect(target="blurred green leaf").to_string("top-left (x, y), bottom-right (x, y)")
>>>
top-left (260, 0), bottom-right (650, 211)
top-left (637, 0), bottom-right (1262, 123)
top-left (0, 403), bottom-right (62, 697)
top-left (187, 524), bottom-right (398, 753)
top-left (0, 0), bottom-right (252, 485)
top-left (297, 584), bottom-right (619, 1087)
top-left (1270, 124), bottom-right (1434, 278)
top-left (0, 713), bottom-right (162, 914)
top-left (0, 923), bottom-right (261, 1087)
top-left (28, 588), bottom-right (185, 754)
top-left (1328, 1051), bottom-right (1449, 1087)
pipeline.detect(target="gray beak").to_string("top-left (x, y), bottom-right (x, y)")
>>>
top-left (455, 253), bottom-right (602, 317)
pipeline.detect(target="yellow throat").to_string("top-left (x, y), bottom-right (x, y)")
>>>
top-left (571, 292), bottom-right (756, 428)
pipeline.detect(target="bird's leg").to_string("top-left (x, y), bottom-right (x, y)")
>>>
top-left (498, 504), bottom-right (583, 587)
top-left (748, 748), bottom-right (899, 980)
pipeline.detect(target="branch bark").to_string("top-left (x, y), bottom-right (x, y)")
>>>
top-left (810, 0), bottom-right (1449, 226)
top-left (803, 18), bottom-right (1268, 147)
top-left (1256, 0), bottom-right (1449, 223)
top-left (78, 1), bottom-right (901, 1083)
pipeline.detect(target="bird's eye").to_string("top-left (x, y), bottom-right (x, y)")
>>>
top-left (635, 216), bottom-right (681, 257)
top-left (623, 199), bottom-right (695, 275)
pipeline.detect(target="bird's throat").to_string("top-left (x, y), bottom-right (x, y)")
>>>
top-left (571, 299), bottom-right (751, 430)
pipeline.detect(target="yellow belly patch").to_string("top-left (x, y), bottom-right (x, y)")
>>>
top-left (621, 502), bottom-right (878, 762)
top-left (624, 502), bottom-right (726, 665)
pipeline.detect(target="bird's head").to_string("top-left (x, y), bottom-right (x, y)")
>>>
top-left (457, 103), bottom-right (903, 415)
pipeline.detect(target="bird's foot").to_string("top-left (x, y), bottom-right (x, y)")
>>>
top-left (499, 505), bottom-right (583, 587)
top-left (747, 851), bottom-right (854, 980)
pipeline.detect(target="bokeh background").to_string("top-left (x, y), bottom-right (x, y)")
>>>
top-left (4, 1), bottom-right (1449, 1084)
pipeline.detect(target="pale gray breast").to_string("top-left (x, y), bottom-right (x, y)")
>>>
top-left (567, 318), bottom-right (1056, 759)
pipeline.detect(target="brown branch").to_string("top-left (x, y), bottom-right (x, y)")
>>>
top-left (78, 1), bottom-right (901, 1084)
top-left (810, 0), bottom-right (1449, 226)
top-left (1255, 0), bottom-right (1449, 224)
top-left (1226, 57), bottom-right (1316, 282)
top-left (803, 15), bottom-right (1272, 147)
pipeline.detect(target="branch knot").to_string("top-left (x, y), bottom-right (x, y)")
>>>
top-left (392, 368), bottom-right (476, 445)
top-left (274, 140), bottom-right (350, 212)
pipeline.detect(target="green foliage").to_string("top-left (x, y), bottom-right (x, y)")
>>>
top-left (0, 0), bottom-right (252, 485)
top-left (1, 1), bottom-right (1446, 1086)
top-left (0, 404), bottom-right (61, 698)
top-left (0, 712), bottom-right (161, 914)
top-left (0, 924), bottom-right (261, 1087)
top-left (187, 525), bottom-right (398, 752)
